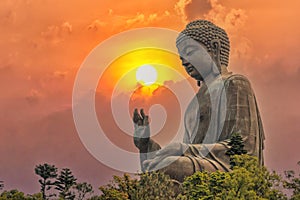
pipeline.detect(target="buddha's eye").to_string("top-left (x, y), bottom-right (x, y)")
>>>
top-left (186, 49), bottom-right (196, 56)
top-left (185, 46), bottom-right (197, 56)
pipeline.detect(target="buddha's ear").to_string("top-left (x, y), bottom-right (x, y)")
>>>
top-left (210, 39), bottom-right (222, 68)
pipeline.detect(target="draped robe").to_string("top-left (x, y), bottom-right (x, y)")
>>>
top-left (145, 73), bottom-right (265, 178)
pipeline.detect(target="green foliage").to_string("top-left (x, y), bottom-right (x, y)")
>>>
top-left (226, 133), bottom-right (247, 168)
top-left (74, 182), bottom-right (93, 200)
top-left (178, 170), bottom-right (230, 200)
top-left (0, 189), bottom-right (27, 200)
top-left (26, 193), bottom-right (43, 200)
top-left (55, 168), bottom-right (77, 200)
top-left (180, 155), bottom-right (287, 200)
top-left (4, 158), bottom-right (300, 200)
top-left (98, 172), bottom-right (176, 200)
top-left (34, 163), bottom-right (58, 200)
top-left (284, 162), bottom-right (300, 200)
top-left (226, 133), bottom-right (248, 169)
top-left (134, 171), bottom-right (176, 199)
top-left (0, 190), bottom-right (43, 200)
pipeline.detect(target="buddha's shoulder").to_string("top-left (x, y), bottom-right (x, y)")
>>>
top-left (222, 73), bottom-right (252, 89)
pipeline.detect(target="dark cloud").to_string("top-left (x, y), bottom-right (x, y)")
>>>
top-left (0, 108), bottom-right (119, 194)
top-left (175, 0), bottom-right (212, 22)
top-left (185, 0), bottom-right (212, 20)
top-left (175, 0), bottom-right (247, 34)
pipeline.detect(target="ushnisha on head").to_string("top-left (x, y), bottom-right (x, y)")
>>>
top-left (176, 20), bottom-right (230, 83)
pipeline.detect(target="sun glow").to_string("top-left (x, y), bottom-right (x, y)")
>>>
top-left (136, 64), bottom-right (158, 86)
top-left (96, 48), bottom-right (188, 97)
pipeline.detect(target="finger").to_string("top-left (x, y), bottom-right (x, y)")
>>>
top-left (133, 108), bottom-right (142, 124)
top-left (133, 108), bottom-right (138, 123)
top-left (143, 159), bottom-right (152, 170)
top-left (140, 109), bottom-right (146, 120)
top-left (143, 115), bottom-right (149, 125)
top-left (147, 159), bottom-right (161, 171)
top-left (137, 119), bottom-right (143, 126)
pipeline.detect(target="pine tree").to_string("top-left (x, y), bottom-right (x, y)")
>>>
top-left (34, 163), bottom-right (58, 200)
top-left (0, 180), bottom-right (4, 190)
top-left (226, 132), bottom-right (247, 156)
top-left (75, 182), bottom-right (93, 200)
top-left (284, 161), bottom-right (300, 200)
top-left (226, 132), bottom-right (247, 168)
top-left (55, 168), bottom-right (77, 200)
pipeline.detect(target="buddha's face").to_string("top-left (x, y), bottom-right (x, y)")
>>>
top-left (177, 38), bottom-right (215, 81)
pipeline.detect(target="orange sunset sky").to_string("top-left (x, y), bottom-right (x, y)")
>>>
top-left (1, 0), bottom-right (300, 194)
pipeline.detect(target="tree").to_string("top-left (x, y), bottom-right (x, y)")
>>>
top-left (179, 155), bottom-right (287, 200)
top-left (74, 182), bottom-right (93, 200)
top-left (284, 161), bottom-right (300, 200)
top-left (98, 172), bottom-right (176, 200)
top-left (26, 193), bottom-right (43, 200)
top-left (226, 132), bottom-right (247, 157)
top-left (0, 189), bottom-right (43, 200)
top-left (0, 189), bottom-right (27, 200)
top-left (34, 163), bottom-right (58, 200)
top-left (0, 181), bottom-right (3, 191)
top-left (226, 132), bottom-right (247, 168)
top-left (55, 168), bottom-right (77, 200)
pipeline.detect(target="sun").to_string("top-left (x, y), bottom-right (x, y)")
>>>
top-left (136, 64), bottom-right (158, 86)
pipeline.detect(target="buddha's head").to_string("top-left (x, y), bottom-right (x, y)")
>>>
top-left (176, 20), bottom-right (230, 82)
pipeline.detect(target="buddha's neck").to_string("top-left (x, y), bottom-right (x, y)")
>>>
top-left (201, 66), bottom-right (230, 86)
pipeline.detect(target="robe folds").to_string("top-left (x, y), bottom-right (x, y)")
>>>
top-left (181, 73), bottom-right (265, 172)
top-left (147, 73), bottom-right (265, 174)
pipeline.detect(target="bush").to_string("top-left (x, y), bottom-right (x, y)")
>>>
top-left (98, 172), bottom-right (176, 200)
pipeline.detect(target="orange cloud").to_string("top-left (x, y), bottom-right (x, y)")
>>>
top-left (87, 19), bottom-right (107, 31)
top-left (41, 21), bottom-right (72, 44)
top-left (204, 1), bottom-right (247, 34)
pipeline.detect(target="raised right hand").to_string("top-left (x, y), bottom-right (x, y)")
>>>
top-left (133, 108), bottom-right (150, 151)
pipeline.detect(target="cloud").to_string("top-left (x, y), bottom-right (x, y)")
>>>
top-left (126, 13), bottom-right (145, 26)
top-left (41, 21), bottom-right (73, 44)
top-left (124, 12), bottom-right (171, 27)
top-left (148, 13), bottom-right (158, 22)
top-left (175, 0), bottom-right (212, 22)
top-left (175, 0), bottom-right (247, 33)
top-left (0, 61), bottom-right (13, 73)
top-left (52, 71), bottom-right (68, 80)
top-left (204, 3), bottom-right (247, 34)
top-left (175, 0), bottom-right (192, 22)
top-left (164, 10), bottom-right (171, 16)
top-left (61, 21), bottom-right (72, 34)
top-left (0, 107), bottom-right (119, 193)
top-left (25, 89), bottom-right (42, 105)
top-left (87, 19), bottom-right (107, 31)
top-left (125, 12), bottom-right (163, 27)
top-left (1, 10), bottom-right (17, 25)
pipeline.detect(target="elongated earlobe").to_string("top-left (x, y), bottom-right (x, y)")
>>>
top-left (210, 39), bottom-right (222, 71)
